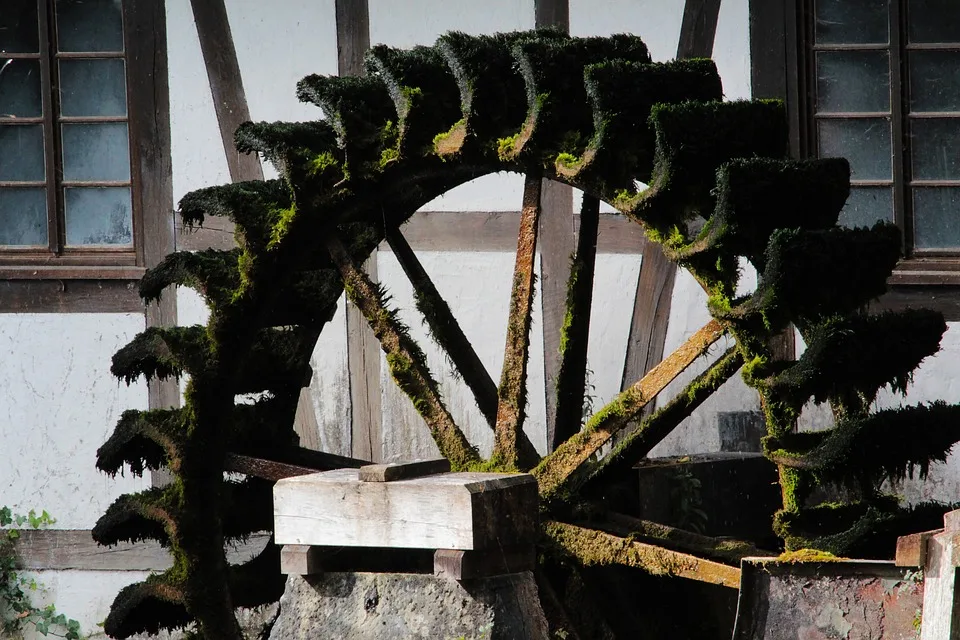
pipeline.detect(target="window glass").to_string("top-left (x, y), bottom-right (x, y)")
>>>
top-left (816, 0), bottom-right (888, 45)
top-left (911, 119), bottom-right (960, 179)
top-left (0, 0), bottom-right (40, 53)
top-left (64, 186), bottom-right (132, 246)
top-left (910, 51), bottom-right (960, 112)
top-left (59, 59), bottom-right (127, 117)
top-left (913, 187), bottom-right (960, 249)
top-left (0, 125), bottom-right (45, 182)
top-left (819, 119), bottom-right (892, 180)
top-left (0, 59), bottom-right (42, 118)
top-left (817, 51), bottom-right (890, 113)
top-left (0, 188), bottom-right (46, 246)
top-left (56, 0), bottom-right (124, 53)
top-left (909, 0), bottom-right (960, 43)
top-left (62, 123), bottom-right (130, 182)
top-left (839, 187), bottom-right (894, 228)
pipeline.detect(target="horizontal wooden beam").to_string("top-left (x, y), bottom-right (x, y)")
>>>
top-left (13, 530), bottom-right (269, 571)
top-left (0, 279), bottom-right (143, 313)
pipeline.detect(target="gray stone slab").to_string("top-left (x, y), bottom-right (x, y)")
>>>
top-left (269, 571), bottom-right (549, 640)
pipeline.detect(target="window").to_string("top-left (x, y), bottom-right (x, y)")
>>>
top-left (801, 0), bottom-right (960, 259)
top-left (0, 0), bottom-right (137, 267)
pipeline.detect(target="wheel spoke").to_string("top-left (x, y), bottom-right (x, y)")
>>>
top-left (493, 173), bottom-right (543, 469)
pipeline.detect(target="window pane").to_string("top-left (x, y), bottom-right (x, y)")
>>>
top-left (56, 0), bottom-right (124, 53)
top-left (59, 59), bottom-right (126, 117)
top-left (0, 188), bottom-right (46, 246)
top-left (909, 0), bottom-right (960, 43)
top-left (913, 188), bottom-right (960, 249)
top-left (911, 119), bottom-right (960, 179)
top-left (838, 187), bottom-right (893, 228)
top-left (817, 51), bottom-right (890, 113)
top-left (910, 51), bottom-right (960, 112)
top-left (64, 187), bottom-right (132, 246)
top-left (819, 119), bottom-right (892, 180)
top-left (0, 125), bottom-right (44, 181)
top-left (0, 0), bottom-right (40, 53)
top-left (816, 0), bottom-right (888, 45)
top-left (62, 123), bottom-right (130, 182)
top-left (0, 59), bottom-right (41, 117)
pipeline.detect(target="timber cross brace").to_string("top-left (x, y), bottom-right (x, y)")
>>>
top-left (92, 27), bottom-right (960, 639)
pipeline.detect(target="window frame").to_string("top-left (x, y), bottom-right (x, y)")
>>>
top-left (795, 0), bottom-right (960, 284)
top-left (0, 0), bottom-right (148, 278)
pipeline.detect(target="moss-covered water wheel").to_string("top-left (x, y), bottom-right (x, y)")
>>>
top-left (93, 29), bottom-right (960, 639)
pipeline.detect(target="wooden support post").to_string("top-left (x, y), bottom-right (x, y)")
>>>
top-left (434, 545), bottom-right (536, 580)
top-left (280, 545), bottom-right (323, 576)
top-left (916, 509), bottom-right (960, 639)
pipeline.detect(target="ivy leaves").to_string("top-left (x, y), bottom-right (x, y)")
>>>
top-left (1, 506), bottom-right (84, 639)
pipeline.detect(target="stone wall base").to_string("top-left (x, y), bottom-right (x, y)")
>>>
top-left (269, 571), bottom-right (549, 640)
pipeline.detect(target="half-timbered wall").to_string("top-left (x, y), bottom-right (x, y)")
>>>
top-left (5, 0), bottom-right (960, 634)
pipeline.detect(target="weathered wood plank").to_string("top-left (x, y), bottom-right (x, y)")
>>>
top-left (546, 521), bottom-right (741, 588)
top-left (274, 469), bottom-right (538, 551)
top-left (0, 280), bottom-right (142, 313)
top-left (434, 545), bottom-right (536, 580)
top-left (189, 0), bottom-right (263, 183)
top-left (335, 0), bottom-right (382, 464)
top-left (390, 210), bottom-right (644, 254)
top-left (896, 529), bottom-right (942, 568)
top-left (494, 175), bottom-right (544, 469)
top-left (359, 459), bottom-right (451, 482)
top-left (677, 0), bottom-right (723, 59)
top-left (126, 0), bottom-right (180, 489)
top-left (13, 530), bottom-right (269, 571)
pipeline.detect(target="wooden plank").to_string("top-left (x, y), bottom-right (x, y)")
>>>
top-left (434, 545), bottom-right (536, 580)
top-left (224, 453), bottom-right (325, 482)
top-left (535, 0), bottom-right (569, 30)
top-left (870, 286), bottom-right (960, 322)
top-left (748, 0), bottom-right (787, 100)
top-left (384, 210), bottom-right (645, 254)
top-left (539, 181), bottom-right (575, 451)
top-left (125, 0), bottom-right (180, 490)
top-left (534, 0), bottom-right (573, 452)
top-left (359, 459), bottom-right (451, 482)
top-left (546, 521), bottom-right (741, 588)
top-left (494, 175), bottom-right (544, 469)
top-left (280, 545), bottom-right (323, 575)
top-left (335, 0), bottom-right (370, 77)
top-left (896, 529), bottom-right (942, 568)
top-left (189, 0), bottom-right (263, 183)
top-left (677, 0), bottom-right (723, 59)
top-left (12, 530), bottom-right (269, 571)
top-left (274, 469), bottom-right (538, 551)
top-left (0, 280), bottom-right (142, 313)
top-left (335, 0), bottom-right (381, 464)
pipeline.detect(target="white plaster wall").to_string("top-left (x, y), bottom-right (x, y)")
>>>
top-left (570, 0), bottom-right (685, 61)
top-left (17, 570), bottom-right (151, 640)
top-left (0, 314), bottom-right (148, 529)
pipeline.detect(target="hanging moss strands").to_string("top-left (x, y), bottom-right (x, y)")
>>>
top-left (94, 28), bottom-right (960, 638)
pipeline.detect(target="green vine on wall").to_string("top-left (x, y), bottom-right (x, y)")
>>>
top-left (0, 507), bottom-right (83, 639)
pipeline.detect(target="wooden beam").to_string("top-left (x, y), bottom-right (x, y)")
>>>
top-left (126, 0), bottom-right (180, 488)
top-left (0, 280), bottom-right (142, 313)
top-left (534, 0), bottom-right (574, 453)
top-left (619, 0), bottom-right (725, 413)
top-left (434, 545), bottom-right (536, 580)
top-left (677, 0), bottom-right (723, 59)
top-left (545, 521), bottom-right (741, 588)
top-left (359, 459), bottom-right (451, 482)
top-left (12, 530), bottom-right (269, 572)
top-left (189, 0), bottom-right (263, 184)
top-left (390, 210), bottom-right (645, 254)
top-left (335, 0), bottom-right (381, 463)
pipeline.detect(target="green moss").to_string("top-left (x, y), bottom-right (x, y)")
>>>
top-left (775, 549), bottom-right (842, 563)
top-left (497, 133), bottom-right (521, 160)
top-left (379, 147), bottom-right (400, 167)
top-left (556, 152), bottom-right (579, 169)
